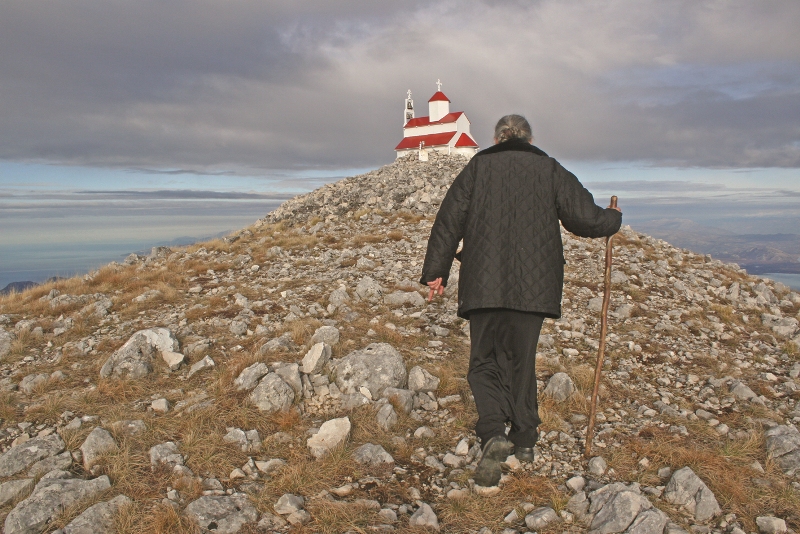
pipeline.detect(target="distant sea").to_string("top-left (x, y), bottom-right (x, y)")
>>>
top-left (0, 198), bottom-right (282, 291)
top-left (761, 273), bottom-right (800, 292)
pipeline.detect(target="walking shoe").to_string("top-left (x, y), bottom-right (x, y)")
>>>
top-left (473, 435), bottom-right (514, 487)
top-left (514, 446), bottom-right (535, 462)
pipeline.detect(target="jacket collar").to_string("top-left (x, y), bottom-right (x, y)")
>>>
top-left (476, 138), bottom-right (548, 158)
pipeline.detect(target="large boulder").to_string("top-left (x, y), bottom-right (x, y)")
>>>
top-left (0, 434), bottom-right (65, 478)
top-left (0, 479), bottom-right (35, 507)
top-left (663, 467), bottom-right (721, 522)
top-left (327, 343), bottom-right (407, 399)
top-left (248, 373), bottom-right (295, 413)
top-left (4, 475), bottom-right (111, 534)
top-left (62, 494), bottom-right (132, 534)
top-left (764, 425), bottom-right (800, 476)
top-left (184, 494), bottom-right (259, 534)
top-left (588, 483), bottom-right (653, 534)
top-left (99, 328), bottom-right (179, 379)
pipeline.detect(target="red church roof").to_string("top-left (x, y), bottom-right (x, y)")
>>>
top-left (403, 111), bottom-right (464, 129)
top-left (454, 133), bottom-right (478, 148)
top-left (428, 91), bottom-right (450, 102)
top-left (395, 132), bottom-right (458, 150)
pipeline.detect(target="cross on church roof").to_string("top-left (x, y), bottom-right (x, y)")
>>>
top-left (407, 89), bottom-right (412, 99)
top-left (436, 79), bottom-right (442, 91)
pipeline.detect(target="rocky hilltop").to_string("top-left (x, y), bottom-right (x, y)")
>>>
top-left (1, 151), bottom-right (800, 534)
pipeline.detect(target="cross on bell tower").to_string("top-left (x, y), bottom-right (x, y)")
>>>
top-left (436, 79), bottom-right (442, 91)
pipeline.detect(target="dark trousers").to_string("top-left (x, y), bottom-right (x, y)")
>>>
top-left (468, 308), bottom-right (544, 448)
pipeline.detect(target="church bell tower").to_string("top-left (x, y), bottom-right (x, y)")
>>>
top-left (404, 90), bottom-right (414, 124)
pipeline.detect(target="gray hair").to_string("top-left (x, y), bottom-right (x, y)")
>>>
top-left (494, 114), bottom-right (533, 143)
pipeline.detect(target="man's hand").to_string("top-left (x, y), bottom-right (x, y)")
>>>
top-left (427, 277), bottom-right (444, 302)
top-left (608, 200), bottom-right (621, 213)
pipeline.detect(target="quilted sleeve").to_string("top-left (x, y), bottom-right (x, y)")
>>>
top-left (554, 161), bottom-right (622, 238)
top-left (419, 164), bottom-right (474, 286)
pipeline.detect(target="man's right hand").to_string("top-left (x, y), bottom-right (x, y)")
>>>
top-left (427, 277), bottom-right (444, 302)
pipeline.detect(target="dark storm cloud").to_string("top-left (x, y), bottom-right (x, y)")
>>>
top-left (1, 0), bottom-right (799, 172)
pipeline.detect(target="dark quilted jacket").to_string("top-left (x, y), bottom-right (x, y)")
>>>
top-left (420, 139), bottom-right (622, 319)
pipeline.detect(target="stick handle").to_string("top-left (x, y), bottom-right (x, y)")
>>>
top-left (609, 195), bottom-right (618, 210)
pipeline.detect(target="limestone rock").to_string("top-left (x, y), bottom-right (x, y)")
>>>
top-left (663, 467), bottom-right (721, 522)
top-left (27, 452), bottom-right (72, 478)
top-left (161, 351), bottom-right (185, 370)
top-left (525, 507), bottom-right (558, 530)
top-left (355, 276), bottom-right (384, 303)
top-left (80, 427), bottom-right (117, 469)
top-left (257, 513), bottom-right (288, 530)
top-left (588, 456), bottom-right (607, 476)
top-left (19, 373), bottom-right (48, 395)
top-left (543, 372), bottom-right (575, 402)
top-left (626, 508), bottom-right (670, 534)
top-left (328, 343), bottom-right (407, 398)
top-left (328, 288), bottom-right (350, 308)
top-left (184, 494), bottom-right (258, 534)
top-left (255, 458), bottom-right (286, 476)
top-left (301, 342), bottom-right (332, 374)
top-left (376, 403), bottom-right (398, 430)
top-left (382, 387), bottom-right (414, 414)
top-left (589, 297), bottom-right (604, 312)
top-left (307, 417), bottom-right (351, 459)
top-left (384, 290), bottom-right (425, 307)
top-left (0, 328), bottom-right (12, 359)
top-left (408, 366), bottom-right (440, 393)
top-left (352, 443), bottom-right (394, 466)
top-left (756, 516), bottom-right (787, 534)
top-left (274, 493), bottom-right (304, 515)
top-left (149, 442), bottom-right (183, 469)
top-left (729, 380), bottom-right (757, 400)
top-left (409, 502), bottom-right (439, 530)
top-left (187, 355), bottom-right (215, 378)
top-left (108, 420), bottom-right (146, 437)
top-left (0, 478), bottom-right (34, 507)
top-left (234, 362), bottom-right (269, 391)
top-left (0, 434), bottom-right (65, 478)
top-left (588, 485), bottom-right (651, 534)
top-left (310, 325), bottom-right (340, 346)
top-left (99, 328), bottom-right (179, 379)
top-left (274, 363), bottom-right (302, 394)
top-left (249, 373), bottom-right (295, 413)
top-left (223, 428), bottom-right (261, 453)
top-left (260, 332), bottom-right (297, 354)
top-left (764, 425), bottom-right (800, 475)
top-left (62, 494), bottom-right (132, 534)
top-left (4, 475), bottom-right (111, 534)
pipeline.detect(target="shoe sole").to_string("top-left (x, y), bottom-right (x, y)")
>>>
top-left (474, 437), bottom-right (514, 487)
top-left (515, 449), bottom-right (534, 462)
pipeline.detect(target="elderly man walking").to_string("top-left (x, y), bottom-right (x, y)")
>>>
top-left (420, 115), bottom-right (621, 487)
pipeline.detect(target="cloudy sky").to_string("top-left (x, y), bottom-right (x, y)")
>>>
top-left (1, 0), bottom-right (799, 285)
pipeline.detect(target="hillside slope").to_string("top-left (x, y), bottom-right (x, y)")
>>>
top-left (1, 151), bottom-right (800, 533)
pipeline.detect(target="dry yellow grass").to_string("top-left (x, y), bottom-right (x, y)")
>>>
top-left (622, 427), bottom-right (800, 531)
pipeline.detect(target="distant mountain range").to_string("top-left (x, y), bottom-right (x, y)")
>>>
top-left (635, 218), bottom-right (800, 274)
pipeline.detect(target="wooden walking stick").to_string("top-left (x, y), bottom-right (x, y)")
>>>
top-left (585, 195), bottom-right (618, 458)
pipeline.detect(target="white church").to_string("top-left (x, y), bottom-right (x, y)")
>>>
top-left (395, 80), bottom-right (479, 159)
